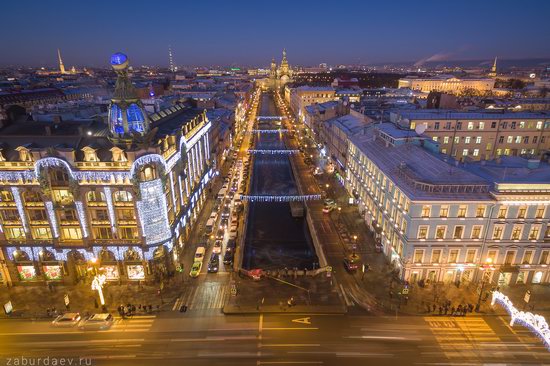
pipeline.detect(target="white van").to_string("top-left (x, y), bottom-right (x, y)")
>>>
top-left (205, 218), bottom-right (215, 234)
top-left (217, 188), bottom-right (227, 200)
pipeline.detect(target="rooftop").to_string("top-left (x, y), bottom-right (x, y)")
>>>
top-left (392, 109), bottom-right (550, 120)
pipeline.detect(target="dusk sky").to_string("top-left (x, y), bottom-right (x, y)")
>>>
top-left (2, 0), bottom-right (550, 68)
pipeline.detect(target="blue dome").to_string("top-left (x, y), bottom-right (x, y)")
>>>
top-left (110, 53), bottom-right (128, 65)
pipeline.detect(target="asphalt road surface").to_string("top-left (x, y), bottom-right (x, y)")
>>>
top-left (0, 311), bottom-right (548, 366)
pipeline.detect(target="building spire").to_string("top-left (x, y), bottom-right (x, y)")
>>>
top-left (489, 56), bottom-right (498, 77)
top-left (168, 45), bottom-right (176, 72)
top-left (57, 48), bottom-right (66, 74)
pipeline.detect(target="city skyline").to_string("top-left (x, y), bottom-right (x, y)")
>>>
top-left (1, 0), bottom-right (550, 67)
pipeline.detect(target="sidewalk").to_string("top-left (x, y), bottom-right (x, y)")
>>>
top-left (0, 280), bottom-right (181, 319)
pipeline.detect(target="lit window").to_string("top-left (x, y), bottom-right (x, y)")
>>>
top-left (453, 226), bottom-right (464, 239)
top-left (421, 205), bottom-right (431, 218)
top-left (493, 226), bottom-right (503, 240)
top-left (471, 226), bottom-right (482, 239)
top-left (418, 226), bottom-right (428, 239)
top-left (529, 227), bottom-right (540, 240)
top-left (436, 226), bottom-right (446, 239)
top-left (61, 227), bottom-right (82, 241)
top-left (439, 205), bottom-right (449, 218)
top-left (113, 191), bottom-right (133, 202)
top-left (5, 227), bottom-right (25, 240)
top-left (462, 149), bottom-right (469, 156)
top-left (413, 249), bottom-right (424, 263)
top-left (517, 206), bottom-right (527, 219)
top-left (32, 227), bottom-right (52, 240)
top-left (511, 225), bottom-right (522, 240)
top-left (466, 249), bottom-right (476, 263)
top-left (475, 136), bottom-right (482, 144)
top-left (457, 205), bottom-right (467, 218)
top-left (465, 136), bottom-right (471, 144)
top-left (443, 136), bottom-right (449, 144)
top-left (448, 249), bottom-right (459, 263)
top-left (473, 149), bottom-right (479, 156)
top-left (431, 249), bottom-right (441, 263)
top-left (467, 122), bottom-right (474, 130)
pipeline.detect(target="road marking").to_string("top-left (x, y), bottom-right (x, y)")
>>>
top-left (260, 344), bottom-right (320, 347)
top-left (292, 317), bottom-right (311, 325)
top-left (344, 335), bottom-right (412, 341)
top-left (172, 296), bottom-right (182, 311)
top-left (262, 327), bottom-right (319, 330)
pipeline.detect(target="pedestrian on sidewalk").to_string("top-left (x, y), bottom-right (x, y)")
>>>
top-left (438, 306), bottom-right (443, 315)
top-left (131, 304), bottom-right (136, 314)
top-left (432, 304), bottom-right (436, 312)
top-left (451, 306), bottom-right (455, 316)
top-left (457, 304), bottom-right (463, 315)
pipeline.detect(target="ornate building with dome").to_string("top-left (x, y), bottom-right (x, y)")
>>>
top-left (263, 49), bottom-right (294, 90)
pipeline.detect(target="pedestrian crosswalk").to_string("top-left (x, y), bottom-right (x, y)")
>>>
top-left (109, 315), bottom-right (156, 333)
top-left (173, 283), bottom-right (229, 311)
top-left (424, 316), bottom-right (500, 359)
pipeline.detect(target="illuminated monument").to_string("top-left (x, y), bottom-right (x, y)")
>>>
top-left (262, 49), bottom-right (294, 90)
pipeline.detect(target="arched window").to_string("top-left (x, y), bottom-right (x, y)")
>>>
top-left (139, 165), bottom-right (157, 181)
top-left (127, 104), bottom-right (145, 133)
top-left (113, 190), bottom-right (133, 202)
top-left (49, 168), bottom-right (70, 184)
top-left (110, 104), bottom-right (124, 134)
top-left (87, 190), bottom-right (106, 203)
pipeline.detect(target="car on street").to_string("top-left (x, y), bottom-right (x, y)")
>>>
top-left (216, 228), bottom-right (225, 240)
top-left (78, 313), bottom-right (113, 330)
top-left (343, 254), bottom-right (361, 273)
top-left (190, 261), bottom-right (202, 277)
top-left (322, 205), bottom-right (334, 213)
top-left (208, 254), bottom-right (220, 273)
top-left (194, 246), bottom-right (206, 262)
top-left (223, 250), bottom-right (234, 265)
top-left (213, 240), bottom-right (222, 254)
top-left (52, 312), bottom-right (81, 327)
top-left (222, 206), bottom-right (230, 218)
top-left (220, 218), bottom-right (229, 228)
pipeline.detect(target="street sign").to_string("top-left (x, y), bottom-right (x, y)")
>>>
top-left (524, 290), bottom-right (531, 303)
top-left (64, 294), bottom-right (70, 307)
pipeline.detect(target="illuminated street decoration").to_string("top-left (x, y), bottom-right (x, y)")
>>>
top-left (45, 201), bottom-right (59, 238)
top-left (74, 201), bottom-right (89, 238)
top-left (10, 187), bottom-right (29, 233)
top-left (241, 194), bottom-right (321, 202)
top-left (91, 274), bottom-right (107, 306)
top-left (248, 149), bottom-right (299, 155)
top-left (136, 179), bottom-right (171, 245)
top-left (248, 129), bottom-right (289, 133)
top-left (130, 154), bottom-right (167, 176)
top-left (103, 187), bottom-right (117, 233)
top-left (256, 116), bottom-right (284, 120)
top-left (492, 291), bottom-right (550, 349)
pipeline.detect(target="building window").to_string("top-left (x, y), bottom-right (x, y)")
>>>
top-left (462, 149), bottom-right (469, 156)
top-left (457, 205), bottom-right (467, 218)
top-left (507, 136), bottom-right (513, 143)
top-left (511, 225), bottom-right (523, 240)
top-left (5, 227), bottom-right (25, 240)
top-left (539, 250), bottom-right (549, 265)
top-left (117, 209), bottom-right (136, 220)
top-left (439, 205), bottom-right (449, 218)
top-left (91, 209), bottom-right (109, 221)
top-left (87, 191), bottom-right (106, 203)
top-left (23, 191), bottom-right (42, 203)
top-left (119, 227), bottom-right (137, 239)
top-left (32, 227), bottom-right (52, 240)
top-left (139, 165), bottom-right (157, 181)
top-left (493, 226), bottom-right (504, 240)
top-left (529, 226), bottom-right (540, 240)
top-left (517, 206), bottom-right (527, 219)
top-left (479, 122), bottom-right (485, 130)
top-left (511, 122), bottom-right (516, 129)
top-left (475, 136), bottom-right (482, 144)
top-left (59, 209), bottom-right (78, 222)
top-left (497, 207), bottom-right (507, 219)
top-left (93, 227), bottom-right (113, 240)
top-left (431, 249), bottom-right (441, 263)
top-left (434, 122), bottom-right (440, 130)
top-left (436, 226), bottom-right (446, 239)
top-left (504, 251), bottom-right (516, 265)
top-left (499, 136), bottom-right (504, 144)
top-left (515, 136), bottom-right (522, 144)
top-left (113, 190), bottom-right (133, 202)
top-left (467, 122), bottom-right (474, 130)
top-left (471, 226), bottom-right (482, 239)
top-left (52, 189), bottom-right (74, 205)
top-left (487, 250), bottom-right (498, 263)
top-left (465, 136), bottom-right (471, 144)
top-left (443, 136), bottom-right (449, 144)
top-left (522, 251), bottom-right (533, 264)
top-left (454, 136), bottom-right (460, 144)
top-left (535, 206), bottom-right (545, 219)
top-left (486, 142), bottom-right (492, 151)
top-left (473, 149), bottom-right (479, 156)
top-left (61, 227), bottom-right (82, 241)
top-left (418, 226), bottom-right (429, 239)
top-left (421, 205), bottom-right (431, 218)
top-left (28, 209), bottom-right (47, 221)
top-left (536, 121), bottom-right (543, 130)
top-left (453, 226), bottom-right (464, 239)
top-left (466, 249), bottom-right (476, 263)
top-left (456, 122), bottom-right (462, 130)
top-left (475, 205), bottom-right (485, 218)
top-left (0, 190), bottom-right (14, 202)
top-left (413, 249), bottom-right (424, 264)
top-left (1, 209), bottom-right (20, 222)
top-left (491, 122), bottom-right (497, 129)
top-left (448, 249), bottom-right (459, 263)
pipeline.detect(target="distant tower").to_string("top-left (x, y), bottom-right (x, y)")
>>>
top-left (489, 57), bottom-right (498, 77)
top-left (108, 52), bottom-right (150, 140)
top-left (168, 45), bottom-right (176, 72)
top-left (270, 57), bottom-right (277, 79)
top-left (279, 49), bottom-right (289, 76)
top-left (57, 49), bottom-right (66, 74)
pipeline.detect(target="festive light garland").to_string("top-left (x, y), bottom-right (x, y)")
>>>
top-left (248, 149), bottom-right (299, 155)
top-left (45, 201), bottom-right (59, 238)
top-left (256, 116), bottom-right (284, 120)
top-left (136, 178), bottom-right (171, 245)
top-left (103, 187), bottom-right (117, 233)
top-left (130, 154), bottom-right (167, 176)
top-left (10, 187), bottom-right (29, 233)
top-left (248, 129), bottom-right (289, 134)
top-left (74, 201), bottom-right (89, 238)
top-left (492, 291), bottom-right (550, 349)
top-left (241, 194), bottom-right (321, 202)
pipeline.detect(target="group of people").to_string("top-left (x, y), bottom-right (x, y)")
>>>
top-left (117, 303), bottom-right (158, 318)
top-left (426, 301), bottom-right (475, 316)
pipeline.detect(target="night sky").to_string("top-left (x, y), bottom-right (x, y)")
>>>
top-left (2, 0), bottom-right (549, 68)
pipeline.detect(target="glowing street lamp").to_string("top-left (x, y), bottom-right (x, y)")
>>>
top-left (91, 274), bottom-right (107, 308)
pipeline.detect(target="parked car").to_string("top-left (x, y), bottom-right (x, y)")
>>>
top-left (213, 240), bottom-right (222, 254)
top-left (208, 254), bottom-right (220, 273)
top-left (52, 313), bottom-right (81, 327)
top-left (78, 313), bottom-right (113, 331)
top-left (190, 261), bottom-right (202, 278)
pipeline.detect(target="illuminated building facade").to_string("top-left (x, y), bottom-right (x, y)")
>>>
top-left (398, 76), bottom-right (495, 94)
top-left (0, 53), bottom-right (213, 286)
top-left (346, 124), bottom-right (550, 286)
